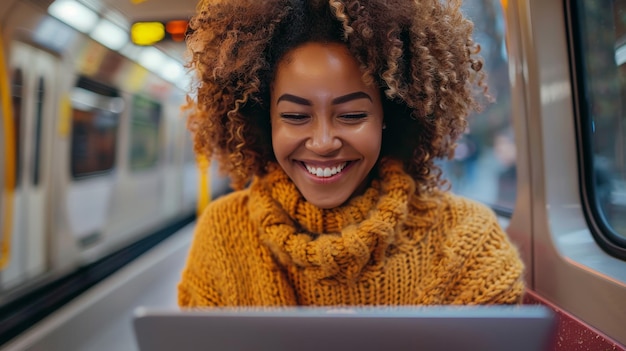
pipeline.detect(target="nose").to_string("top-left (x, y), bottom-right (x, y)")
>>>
top-left (305, 118), bottom-right (342, 155)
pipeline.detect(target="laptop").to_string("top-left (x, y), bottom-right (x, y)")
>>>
top-left (133, 305), bottom-right (557, 351)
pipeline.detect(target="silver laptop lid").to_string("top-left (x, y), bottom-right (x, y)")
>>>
top-left (133, 305), bottom-right (556, 351)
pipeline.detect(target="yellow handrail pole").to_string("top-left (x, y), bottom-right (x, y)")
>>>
top-left (196, 155), bottom-right (211, 217)
top-left (0, 31), bottom-right (16, 270)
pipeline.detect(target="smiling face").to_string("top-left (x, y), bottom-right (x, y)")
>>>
top-left (270, 42), bottom-right (384, 209)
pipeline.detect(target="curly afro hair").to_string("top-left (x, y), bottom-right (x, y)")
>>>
top-left (184, 0), bottom-right (487, 192)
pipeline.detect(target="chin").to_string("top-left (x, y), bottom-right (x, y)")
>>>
top-left (305, 195), bottom-right (348, 210)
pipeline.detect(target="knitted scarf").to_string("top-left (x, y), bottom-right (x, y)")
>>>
top-left (249, 159), bottom-right (416, 282)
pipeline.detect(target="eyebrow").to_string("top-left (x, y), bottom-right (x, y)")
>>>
top-left (276, 91), bottom-right (372, 106)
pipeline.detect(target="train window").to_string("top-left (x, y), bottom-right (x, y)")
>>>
top-left (571, 0), bottom-right (626, 253)
top-left (10, 69), bottom-right (23, 188)
top-left (439, 0), bottom-right (515, 214)
top-left (129, 95), bottom-right (161, 171)
top-left (70, 84), bottom-right (122, 178)
top-left (32, 77), bottom-right (44, 186)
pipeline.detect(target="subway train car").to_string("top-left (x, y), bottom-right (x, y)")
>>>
top-left (0, 0), bottom-right (626, 350)
top-left (0, 0), bottom-right (230, 344)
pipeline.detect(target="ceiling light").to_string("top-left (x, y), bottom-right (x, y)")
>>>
top-left (48, 0), bottom-right (98, 33)
top-left (90, 19), bottom-right (128, 50)
top-left (138, 47), bottom-right (167, 72)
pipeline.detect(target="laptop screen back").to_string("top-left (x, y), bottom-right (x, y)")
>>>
top-left (133, 305), bottom-right (556, 351)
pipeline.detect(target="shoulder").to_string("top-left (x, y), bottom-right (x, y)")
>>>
top-left (179, 189), bottom-right (253, 307)
top-left (434, 192), bottom-right (519, 258)
top-left (437, 192), bottom-right (505, 242)
top-left (439, 192), bottom-right (499, 225)
top-left (199, 189), bottom-right (251, 219)
top-left (194, 189), bottom-right (252, 237)
top-left (407, 192), bottom-right (524, 303)
top-left (407, 191), bottom-right (499, 230)
top-left (409, 191), bottom-right (510, 246)
top-left (186, 189), bottom-right (258, 270)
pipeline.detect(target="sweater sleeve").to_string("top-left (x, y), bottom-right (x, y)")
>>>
top-left (177, 191), bottom-right (251, 307)
top-left (445, 198), bottom-right (525, 305)
top-left (177, 204), bottom-right (224, 307)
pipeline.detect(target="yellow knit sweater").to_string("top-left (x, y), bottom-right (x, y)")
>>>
top-left (178, 160), bottom-right (524, 307)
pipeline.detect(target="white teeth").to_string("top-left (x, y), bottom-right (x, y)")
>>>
top-left (305, 162), bottom-right (347, 178)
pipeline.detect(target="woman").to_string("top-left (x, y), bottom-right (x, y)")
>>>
top-left (178, 0), bottom-right (524, 306)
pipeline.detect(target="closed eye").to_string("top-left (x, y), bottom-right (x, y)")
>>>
top-left (339, 113), bottom-right (368, 120)
top-left (280, 113), bottom-right (310, 123)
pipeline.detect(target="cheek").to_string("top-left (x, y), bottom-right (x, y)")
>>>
top-left (270, 123), bottom-right (282, 157)
top-left (353, 123), bottom-right (384, 154)
top-left (360, 134), bottom-right (383, 159)
top-left (271, 123), bottom-right (298, 158)
top-left (270, 115), bottom-right (281, 153)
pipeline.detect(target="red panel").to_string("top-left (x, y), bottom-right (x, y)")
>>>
top-left (524, 291), bottom-right (626, 351)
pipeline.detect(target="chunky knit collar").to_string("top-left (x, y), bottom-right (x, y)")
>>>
top-left (249, 159), bottom-right (416, 282)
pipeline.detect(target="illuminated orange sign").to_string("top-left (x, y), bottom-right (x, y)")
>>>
top-left (166, 20), bottom-right (188, 42)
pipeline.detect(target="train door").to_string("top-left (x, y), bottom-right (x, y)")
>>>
top-left (105, 93), bottom-right (162, 243)
top-left (1, 42), bottom-right (58, 290)
top-left (66, 77), bottom-right (121, 254)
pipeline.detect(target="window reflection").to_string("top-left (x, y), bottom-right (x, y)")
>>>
top-left (129, 95), bottom-right (161, 171)
top-left (559, 0), bottom-right (626, 246)
top-left (70, 86), bottom-right (121, 178)
top-left (573, 0), bottom-right (626, 240)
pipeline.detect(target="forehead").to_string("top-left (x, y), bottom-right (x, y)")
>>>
top-left (272, 42), bottom-right (371, 94)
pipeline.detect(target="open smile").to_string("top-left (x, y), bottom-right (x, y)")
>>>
top-left (302, 162), bottom-right (349, 178)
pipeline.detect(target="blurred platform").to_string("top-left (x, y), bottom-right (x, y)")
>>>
top-left (0, 222), bottom-right (194, 351)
